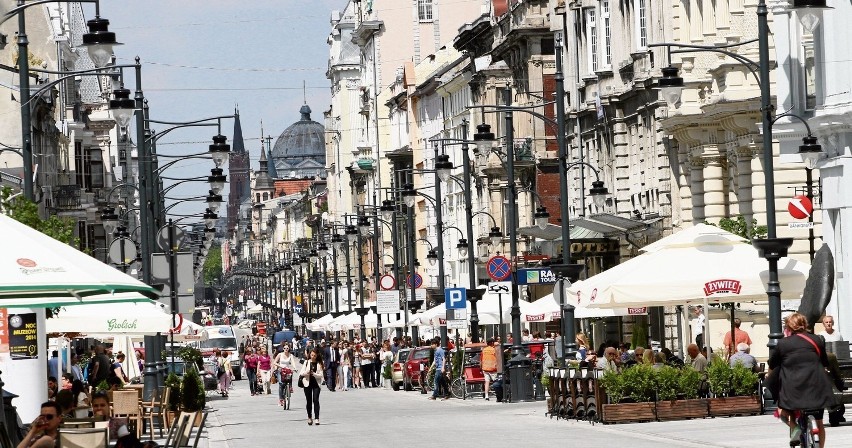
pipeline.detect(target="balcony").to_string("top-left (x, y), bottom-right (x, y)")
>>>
top-left (54, 184), bottom-right (81, 209)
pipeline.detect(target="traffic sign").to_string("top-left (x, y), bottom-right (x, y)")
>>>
top-left (294, 304), bottom-right (303, 314)
top-left (406, 273), bottom-right (423, 288)
top-left (376, 290), bottom-right (400, 314)
top-left (486, 256), bottom-right (512, 281)
top-left (444, 288), bottom-right (466, 309)
top-left (487, 281), bottom-right (511, 294)
top-left (447, 320), bottom-right (467, 330)
top-left (379, 274), bottom-right (397, 291)
top-left (108, 237), bottom-right (137, 265)
top-left (788, 195), bottom-right (813, 220)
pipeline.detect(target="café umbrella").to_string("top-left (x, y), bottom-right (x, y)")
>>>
top-left (0, 212), bottom-right (158, 306)
top-left (46, 300), bottom-right (172, 336)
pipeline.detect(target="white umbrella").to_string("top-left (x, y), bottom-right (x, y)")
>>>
top-left (171, 320), bottom-right (208, 342)
top-left (0, 213), bottom-right (157, 305)
top-left (246, 304), bottom-right (264, 315)
top-left (528, 292), bottom-right (638, 321)
top-left (568, 224), bottom-right (810, 308)
top-left (307, 314), bottom-right (335, 331)
top-left (46, 300), bottom-right (171, 335)
top-left (112, 336), bottom-right (141, 380)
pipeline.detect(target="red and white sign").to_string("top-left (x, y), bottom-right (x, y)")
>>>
top-left (788, 195), bottom-right (813, 220)
top-left (703, 279), bottom-right (742, 296)
top-left (170, 313), bottom-right (184, 333)
top-left (379, 274), bottom-right (396, 291)
top-left (525, 313), bottom-right (547, 322)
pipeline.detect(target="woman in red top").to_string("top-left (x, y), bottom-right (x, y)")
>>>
top-left (256, 348), bottom-right (273, 395)
top-left (243, 348), bottom-right (259, 396)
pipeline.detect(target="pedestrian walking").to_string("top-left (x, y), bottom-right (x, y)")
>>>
top-left (257, 348), bottom-right (273, 395)
top-left (427, 337), bottom-right (448, 401)
top-left (216, 350), bottom-right (231, 397)
top-left (299, 347), bottom-right (324, 425)
top-left (339, 342), bottom-right (351, 391)
top-left (243, 348), bottom-right (259, 396)
top-left (360, 343), bottom-right (374, 388)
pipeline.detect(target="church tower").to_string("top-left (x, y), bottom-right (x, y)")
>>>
top-left (227, 108), bottom-right (251, 235)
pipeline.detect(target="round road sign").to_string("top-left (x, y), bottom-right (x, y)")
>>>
top-left (406, 273), bottom-right (423, 288)
top-left (788, 195), bottom-right (813, 220)
top-left (380, 274), bottom-right (397, 290)
top-left (486, 256), bottom-right (512, 281)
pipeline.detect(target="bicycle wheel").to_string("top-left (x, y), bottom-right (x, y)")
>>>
top-left (451, 377), bottom-right (465, 399)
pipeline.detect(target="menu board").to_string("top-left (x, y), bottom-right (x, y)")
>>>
top-left (8, 312), bottom-right (38, 360)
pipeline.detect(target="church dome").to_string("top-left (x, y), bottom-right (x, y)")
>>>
top-left (270, 105), bottom-right (326, 179)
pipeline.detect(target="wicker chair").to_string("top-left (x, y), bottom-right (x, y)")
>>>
top-left (111, 390), bottom-right (143, 437)
top-left (58, 428), bottom-right (108, 448)
top-left (141, 386), bottom-right (171, 437)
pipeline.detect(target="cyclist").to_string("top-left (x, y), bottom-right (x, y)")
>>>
top-left (768, 312), bottom-right (836, 447)
top-left (273, 345), bottom-right (299, 407)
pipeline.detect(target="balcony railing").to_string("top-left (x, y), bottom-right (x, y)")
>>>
top-left (54, 184), bottom-right (81, 209)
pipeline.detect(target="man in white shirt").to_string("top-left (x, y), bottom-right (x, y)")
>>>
top-left (819, 315), bottom-right (843, 342)
top-left (595, 347), bottom-right (619, 372)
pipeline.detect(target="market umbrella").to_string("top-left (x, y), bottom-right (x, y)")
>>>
top-left (567, 224), bottom-right (810, 309)
top-left (519, 292), bottom-right (637, 322)
top-left (307, 314), bottom-right (335, 331)
top-left (0, 213), bottom-right (157, 305)
top-left (46, 300), bottom-right (171, 335)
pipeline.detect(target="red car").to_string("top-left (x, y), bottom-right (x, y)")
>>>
top-left (402, 346), bottom-right (432, 391)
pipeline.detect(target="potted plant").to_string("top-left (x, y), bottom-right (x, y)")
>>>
top-left (181, 367), bottom-right (206, 424)
top-left (164, 372), bottom-right (182, 426)
top-left (706, 360), bottom-right (761, 416)
top-left (177, 346), bottom-right (204, 370)
top-left (599, 365), bottom-right (656, 423)
top-left (655, 366), bottom-right (708, 420)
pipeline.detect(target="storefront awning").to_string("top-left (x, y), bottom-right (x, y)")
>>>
top-left (518, 213), bottom-right (658, 241)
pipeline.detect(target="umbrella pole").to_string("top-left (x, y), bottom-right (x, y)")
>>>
top-left (703, 297), bottom-right (710, 359)
top-left (676, 306), bottom-right (684, 359)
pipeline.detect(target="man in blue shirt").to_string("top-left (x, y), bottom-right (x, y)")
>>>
top-left (428, 337), bottom-right (448, 400)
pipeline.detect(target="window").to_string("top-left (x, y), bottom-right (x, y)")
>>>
top-left (587, 9), bottom-right (598, 73)
top-left (601, 1), bottom-right (612, 68)
top-left (418, 0), bottom-right (433, 22)
top-left (635, 0), bottom-right (648, 50)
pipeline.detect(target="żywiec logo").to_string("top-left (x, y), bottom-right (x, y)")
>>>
top-left (525, 313), bottom-right (546, 322)
top-left (16, 258), bottom-right (36, 268)
top-left (703, 279), bottom-right (742, 296)
top-left (107, 319), bottom-right (138, 332)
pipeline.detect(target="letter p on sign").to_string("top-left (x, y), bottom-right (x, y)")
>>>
top-left (445, 288), bottom-right (467, 310)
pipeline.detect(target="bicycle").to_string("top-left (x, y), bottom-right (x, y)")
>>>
top-left (279, 368), bottom-right (293, 410)
top-left (791, 410), bottom-right (821, 447)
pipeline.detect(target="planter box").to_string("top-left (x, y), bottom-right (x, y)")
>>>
top-left (708, 395), bottom-right (761, 417)
top-left (655, 399), bottom-right (709, 421)
top-left (601, 402), bottom-right (656, 424)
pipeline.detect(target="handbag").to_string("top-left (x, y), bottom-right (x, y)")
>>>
top-left (271, 373), bottom-right (278, 385)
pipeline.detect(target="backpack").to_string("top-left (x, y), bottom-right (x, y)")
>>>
top-left (481, 346), bottom-right (498, 372)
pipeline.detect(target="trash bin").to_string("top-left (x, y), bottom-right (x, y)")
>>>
top-left (508, 353), bottom-right (533, 403)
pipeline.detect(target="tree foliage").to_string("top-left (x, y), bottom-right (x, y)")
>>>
top-left (1, 186), bottom-right (78, 245)
top-left (706, 215), bottom-right (767, 240)
top-left (202, 244), bottom-right (222, 285)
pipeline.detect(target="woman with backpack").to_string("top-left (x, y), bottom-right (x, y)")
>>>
top-left (215, 349), bottom-right (231, 397)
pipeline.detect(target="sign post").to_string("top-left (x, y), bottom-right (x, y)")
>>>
top-left (444, 288), bottom-right (467, 330)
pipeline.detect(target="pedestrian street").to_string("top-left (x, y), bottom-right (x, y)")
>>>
top-left (204, 380), bottom-right (852, 448)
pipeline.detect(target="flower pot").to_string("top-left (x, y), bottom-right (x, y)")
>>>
top-left (655, 399), bottom-right (709, 421)
top-left (600, 401), bottom-right (655, 424)
top-left (707, 395), bottom-right (761, 417)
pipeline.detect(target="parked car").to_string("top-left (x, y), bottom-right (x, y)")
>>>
top-left (402, 347), bottom-right (432, 391)
top-left (392, 348), bottom-right (411, 391)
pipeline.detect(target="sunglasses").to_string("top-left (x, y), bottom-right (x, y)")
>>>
top-left (40, 414), bottom-right (56, 421)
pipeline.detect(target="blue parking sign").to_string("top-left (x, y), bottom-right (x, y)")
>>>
top-left (444, 288), bottom-right (466, 309)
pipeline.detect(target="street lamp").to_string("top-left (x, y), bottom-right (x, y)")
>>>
top-left (80, 14), bottom-right (122, 68)
top-left (209, 134), bottom-right (231, 168)
top-left (435, 154), bottom-right (453, 182)
top-left (203, 209), bottom-right (218, 229)
top-left (589, 180), bottom-right (609, 208)
top-left (109, 88), bottom-right (135, 128)
top-left (208, 168), bottom-right (227, 194)
top-left (534, 206), bottom-right (550, 230)
top-left (379, 199), bottom-right (395, 221)
top-left (101, 206), bottom-right (119, 235)
top-left (205, 190), bottom-right (223, 214)
top-left (658, 66), bottom-right (685, 107)
top-left (402, 183), bottom-right (417, 208)
top-left (456, 239), bottom-right (469, 259)
top-left (345, 224), bottom-right (358, 243)
top-left (427, 249), bottom-right (439, 267)
top-left (794, 0), bottom-right (831, 33)
top-left (489, 226), bottom-right (503, 246)
top-left (798, 136), bottom-right (823, 170)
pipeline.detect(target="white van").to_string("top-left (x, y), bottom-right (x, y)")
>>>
top-left (196, 325), bottom-right (251, 380)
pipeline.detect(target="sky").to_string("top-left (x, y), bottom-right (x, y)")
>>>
top-left (94, 0), bottom-right (347, 220)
